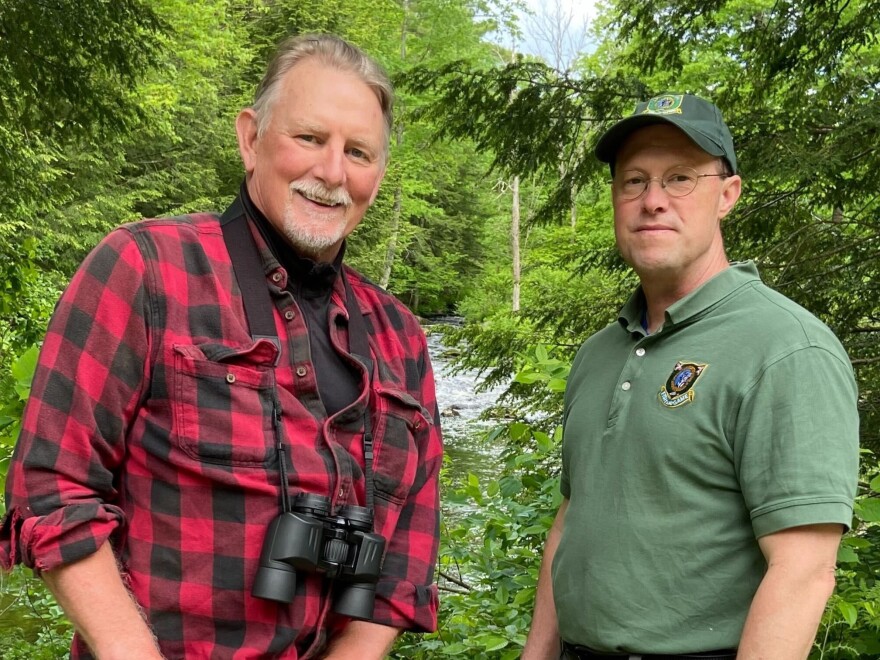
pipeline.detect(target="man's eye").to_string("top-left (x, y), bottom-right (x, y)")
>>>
top-left (349, 147), bottom-right (367, 159)
top-left (667, 173), bottom-right (695, 184)
top-left (623, 175), bottom-right (646, 186)
top-left (297, 135), bottom-right (317, 143)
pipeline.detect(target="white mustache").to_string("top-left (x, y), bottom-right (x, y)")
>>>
top-left (289, 180), bottom-right (352, 207)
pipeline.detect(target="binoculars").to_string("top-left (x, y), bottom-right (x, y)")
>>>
top-left (252, 492), bottom-right (386, 620)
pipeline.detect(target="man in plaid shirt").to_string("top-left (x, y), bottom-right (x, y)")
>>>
top-left (1, 34), bottom-right (442, 659)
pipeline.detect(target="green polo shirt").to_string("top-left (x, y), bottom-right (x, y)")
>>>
top-left (553, 261), bottom-right (859, 653)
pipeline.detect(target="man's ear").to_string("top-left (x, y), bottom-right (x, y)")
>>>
top-left (235, 108), bottom-right (260, 174)
top-left (718, 174), bottom-right (742, 220)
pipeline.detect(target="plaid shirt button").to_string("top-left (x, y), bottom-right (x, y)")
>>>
top-left (296, 366), bottom-right (308, 377)
top-left (284, 310), bottom-right (295, 320)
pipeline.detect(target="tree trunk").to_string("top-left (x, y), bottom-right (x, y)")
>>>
top-left (380, 174), bottom-right (402, 289)
top-left (379, 3), bottom-right (408, 290)
top-left (512, 174), bottom-right (521, 313)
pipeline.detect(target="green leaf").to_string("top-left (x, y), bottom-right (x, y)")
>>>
top-left (837, 544), bottom-right (859, 564)
top-left (499, 477), bottom-right (523, 497)
top-left (475, 634), bottom-right (509, 652)
top-left (533, 431), bottom-right (551, 447)
top-left (837, 600), bottom-right (859, 627)
top-left (856, 498), bottom-right (880, 522)
top-left (521, 525), bottom-right (547, 535)
top-left (12, 344), bottom-right (39, 389)
top-left (508, 422), bottom-right (530, 440)
top-left (513, 371), bottom-right (547, 384)
top-left (439, 642), bottom-right (468, 655)
top-left (548, 377), bottom-right (568, 392)
top-left (522, 475), bottom-right (543, 490)
top-left (843, 536), bottom-right (871, 549)
top-left (514, 452), bottom-right (537, 467)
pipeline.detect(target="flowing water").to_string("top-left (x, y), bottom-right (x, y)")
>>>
top-left (424, 322), bottom-right (508, 484)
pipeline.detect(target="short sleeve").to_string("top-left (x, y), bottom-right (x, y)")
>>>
top-left (734, 345), bottom-right (859, 538)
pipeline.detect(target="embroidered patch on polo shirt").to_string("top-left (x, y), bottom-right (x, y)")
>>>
top-left (659, 361), bottom-right (708, 408)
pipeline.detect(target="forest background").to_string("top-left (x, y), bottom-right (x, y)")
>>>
top-left (0, 0), bottom-right (878, 657)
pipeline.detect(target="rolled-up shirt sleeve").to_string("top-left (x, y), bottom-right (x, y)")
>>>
top-left (1, 227), bottom-right (150, 572)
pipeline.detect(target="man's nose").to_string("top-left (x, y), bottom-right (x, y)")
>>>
top-left (313, 143), bottom-right (346, 188)
top-left (641, 177), bottom-right (670, 212)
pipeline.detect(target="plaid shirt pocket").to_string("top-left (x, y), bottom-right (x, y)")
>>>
top-left (371, 387), bottom-right (433, 505)
top-left (172, 340), bottom-right (280, 467)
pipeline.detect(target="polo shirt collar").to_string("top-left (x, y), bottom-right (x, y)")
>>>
top-left (618, 261), bottom-right (762, 334)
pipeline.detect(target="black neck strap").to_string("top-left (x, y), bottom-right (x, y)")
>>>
top-left (220, 197), bottom-right (376, 514)
top-left (220, 197), bottom-right (278, 344)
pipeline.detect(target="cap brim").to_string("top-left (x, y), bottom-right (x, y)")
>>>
top-left (595, 114), bottom-right (726, 164)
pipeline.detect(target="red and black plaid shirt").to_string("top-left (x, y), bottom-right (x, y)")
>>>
top-left (1, 207), bottom-right (442, 658)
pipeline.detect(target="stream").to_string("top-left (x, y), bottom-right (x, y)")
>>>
top-left (424, 322), bottom-right (508, 484)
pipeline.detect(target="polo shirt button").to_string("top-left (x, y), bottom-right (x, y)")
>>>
top-left (635, 347), bottom-right (646, 356)
top-left (621, 381), bottom-right (631, 391)
top-left (272, 272), bottom-right (283, 283)
top-left (296, 366), bottom-right (308, 377)
top-left (284, 310), bottom-right (295, 320)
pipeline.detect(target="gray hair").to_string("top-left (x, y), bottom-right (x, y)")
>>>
top-left (252, 34), bottom-right (393, 158)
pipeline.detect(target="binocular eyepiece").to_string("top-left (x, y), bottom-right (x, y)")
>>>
top-left (252, 493), bottom-right (386, 620)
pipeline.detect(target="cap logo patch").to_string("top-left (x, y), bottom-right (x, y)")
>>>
top-left (659, 360), bottom-right (707, 408)
top-left (643, 94), bottom-right (684, 115)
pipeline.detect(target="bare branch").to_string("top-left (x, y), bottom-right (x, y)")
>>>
top-left (439, 570), bottom-right (473, 590)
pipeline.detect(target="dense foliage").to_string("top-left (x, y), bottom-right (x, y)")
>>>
top-left (1, 0), bottom-right (878, 657)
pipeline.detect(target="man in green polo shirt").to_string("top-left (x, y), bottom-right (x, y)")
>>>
top-left (522, 94), bottom-right (859, 659)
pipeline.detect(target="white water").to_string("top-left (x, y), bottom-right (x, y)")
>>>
top-left (425, 324), bottom-right (508, 482)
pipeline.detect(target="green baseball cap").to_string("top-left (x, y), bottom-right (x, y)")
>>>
top-left (595, 93), bottom-right (737, 173)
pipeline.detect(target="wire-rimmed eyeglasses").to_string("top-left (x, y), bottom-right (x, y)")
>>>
top-left (612, 167), bottom-right (729, 201)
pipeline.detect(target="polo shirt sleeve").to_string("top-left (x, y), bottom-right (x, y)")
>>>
top-left (733, 344), bottom-right (859, 539)
top-left (0, 227), bottom-right (150, 573)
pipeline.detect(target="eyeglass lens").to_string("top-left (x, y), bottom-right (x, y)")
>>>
top-left (615, 167), bottom-right (700, 200)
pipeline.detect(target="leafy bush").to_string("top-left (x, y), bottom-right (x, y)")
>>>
top-left (0, 566), bottom-right (72, 659)
top-left (395, 420), bottom-right (562, 658)
top-left (813, 452), bottom-right (880, 658)
top-left (0, 345), bottom-right (38, 508)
